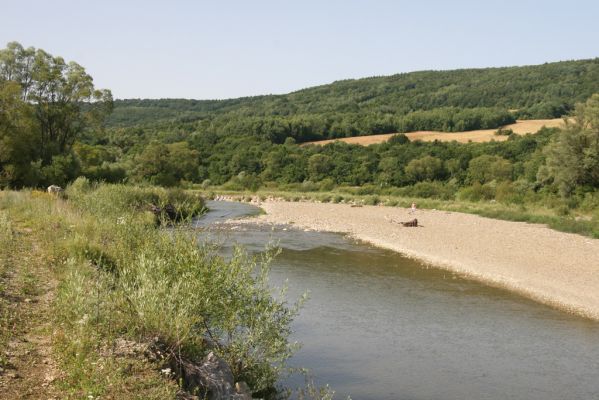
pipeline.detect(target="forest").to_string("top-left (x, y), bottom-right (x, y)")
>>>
top-left (106, 57), bottom-right (599, 142)
top-left (2, 42), bottom-right (599, 227)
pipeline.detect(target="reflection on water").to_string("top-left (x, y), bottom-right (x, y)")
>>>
top-left (196, 201), bottom-right (599, 400)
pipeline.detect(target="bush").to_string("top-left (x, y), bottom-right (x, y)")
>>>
top-left (399, 181), bottom-right (457, 200)
top-left (66, 176), bottom-right (93, 197)
top-left (299, 180), bottom-right (319, 192)
top-left (354, 184), bottom-right (378, 195)
top-left (332, 195), bottom-right (344, 203)
top-left (52, 184), bottom-right (303, 395)
top-left (363, 195), bottom-right (380, 205)
top-left (458, 182), bottom-right (496, 201)
top-left (319, 178), bottom-right (335, 192)
top-left (66, 183), bottom-right (206, 221)
top-left (495, 128), bottom-right (514, 136)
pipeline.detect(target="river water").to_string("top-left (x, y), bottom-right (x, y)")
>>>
top-left (195, 201), bottom-right (599, 400)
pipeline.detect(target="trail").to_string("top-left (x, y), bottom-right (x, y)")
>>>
top-left (0, 227), bottom-right (60, 399)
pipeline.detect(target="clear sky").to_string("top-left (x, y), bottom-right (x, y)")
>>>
top-left (2, 0), bottom-right (598, 99)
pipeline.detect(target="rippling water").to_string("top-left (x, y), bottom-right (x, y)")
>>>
top-left (196, 201), bottom-right (599, 400)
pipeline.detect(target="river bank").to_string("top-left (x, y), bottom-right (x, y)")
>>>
top-left (233, 200), bottom-right (599, 320)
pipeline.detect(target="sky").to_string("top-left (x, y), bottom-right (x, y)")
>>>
top-left (2, 0), bottom-right (598, 100)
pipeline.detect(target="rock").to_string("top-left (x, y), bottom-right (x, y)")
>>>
top-left (233, 381), bottom-right (252, 399)
top-left (175, 352), bottom-right (243, 400)
top-left (47, 185), bottom-right (63, 194)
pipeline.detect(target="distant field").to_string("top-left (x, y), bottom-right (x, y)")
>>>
top-left (304, 119), bottom-right (565, 146)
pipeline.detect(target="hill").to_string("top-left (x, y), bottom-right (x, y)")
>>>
top-left (107, 58), bottom-right (599, 142)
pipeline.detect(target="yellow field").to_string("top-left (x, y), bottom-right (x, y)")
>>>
top-left (304, 118), bottom-right (566, 146)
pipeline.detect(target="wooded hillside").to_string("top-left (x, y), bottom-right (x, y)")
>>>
top-left (108, 58), bottom-right (599, 142)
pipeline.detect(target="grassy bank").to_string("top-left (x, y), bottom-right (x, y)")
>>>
top-left (203, 188), bottom-right (599, 239)
top-left (0, 181), bottom-right (316, 399)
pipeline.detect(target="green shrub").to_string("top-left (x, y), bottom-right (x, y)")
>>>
top-left (299, 180), bottom-right (319, 192)
top-left (50, 184), bottom-right (303, 395)
top-left (400, 181), bottom-right (456, 200)
top-left (66, 183), bottom-right (206, 221)
top-left (319, 178), bottom-right (335, 192)
top-left (458, 182), bottom-right (496, 201)
top-left (332, 195), bottom-right (344, 203)
top-left (363, 195), bottom-right (380, 205)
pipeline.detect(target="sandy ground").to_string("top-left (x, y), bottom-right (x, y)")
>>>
top-left (305, 118), bottom-right (565, 146)
top-left (240, 201), bottom-right (599, 320)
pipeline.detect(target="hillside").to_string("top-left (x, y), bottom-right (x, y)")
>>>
top-left (108, 58), bottom-right (599, 142)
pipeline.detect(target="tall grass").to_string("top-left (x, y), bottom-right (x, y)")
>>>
top-left (22, 182), bottom-right (302, 397)
top-left (66, 177), bottom-right (206, 221)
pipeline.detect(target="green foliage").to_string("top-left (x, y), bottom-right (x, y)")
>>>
top-left (539, 94), bottom-right (599, 196)
top-left (0, 80), bottom-right (37, 187)
top-left (132, 141), bottom-right (200, 186)
top-left (495, 128), bottom-right (514, 136)
top-left (66, 182), bottom-right (206, 221)
top-left (467, 155), bottom-right (513, 184)
top-left (0, 41), bottom-right (112, 188)
top-left (404, 156), bottom-right (445, 183)
top-left (308, 154), bottom-right (333, 182)
top-left (107, 58), bottom-right (599, 132)
top-left (12, 183), bottom-right (302, 395)
top-left (458, 182), bottom-right (496, 201)
top-left (398, 181), bottom-right (457, 200)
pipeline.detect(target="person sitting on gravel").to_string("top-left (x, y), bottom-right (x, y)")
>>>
top-left (409, 202), bottom-right (417, 214)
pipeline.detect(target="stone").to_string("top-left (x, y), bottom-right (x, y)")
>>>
top-left (47, 185), bottom-right (63, 194)
top-left (233, 381), bottom-right (253, 400)
top-left (175, 351), bottom-right (240, 400)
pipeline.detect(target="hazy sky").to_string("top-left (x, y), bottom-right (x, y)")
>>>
top-left (2, 0), bottom-right (598, 99)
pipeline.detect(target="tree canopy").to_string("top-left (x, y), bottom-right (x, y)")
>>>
top-left (0, 42), bottom-right (113, 187)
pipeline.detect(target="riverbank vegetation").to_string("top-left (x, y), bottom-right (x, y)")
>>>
top-left (1, 42), bottom-right (598, 239)
top-left (0, 182), bottom-right (314, 398)
top-left (1, 40), bottom-right (599, 397)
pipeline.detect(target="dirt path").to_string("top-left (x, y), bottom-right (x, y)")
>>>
top-left (0, 227), bottom-right (61, 399)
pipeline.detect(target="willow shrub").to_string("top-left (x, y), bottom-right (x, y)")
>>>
top-left (59, 182), bottom-right (302, 393)
top-left (66, 178), bottom-right (206, 220)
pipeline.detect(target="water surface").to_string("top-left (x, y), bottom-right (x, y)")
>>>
top-left (196, 201), bottom-right (599, 400)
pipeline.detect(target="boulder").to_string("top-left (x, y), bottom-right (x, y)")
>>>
top-left (47, 185), bottom-right (63, 194)
top-left (174, 351), bottom-right (252, 400)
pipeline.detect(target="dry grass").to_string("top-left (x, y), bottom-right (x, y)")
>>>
top-left (304, 118), bottom-right (565, 146)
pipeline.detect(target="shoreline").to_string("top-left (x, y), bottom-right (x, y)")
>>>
top-left (233, 200), bottom-right (599, 321)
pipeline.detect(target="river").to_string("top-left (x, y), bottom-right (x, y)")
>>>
top-left (195, 201), bottom-right (599, 400)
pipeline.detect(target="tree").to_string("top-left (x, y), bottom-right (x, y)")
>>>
top-left (307, 153), bottom-right (333, 182)
top-left (132, 141), bottom-right (199, 186)
top-left (538, 94), bottom-right (599, 195)
top-left (0, 42), bottom-right (113, 166)
top-left (467, 155), bottom-right (513, 184)
top-left (0, 80), bottom-right (37, 187)
top-left (404, 155), bottom-right (445, 182)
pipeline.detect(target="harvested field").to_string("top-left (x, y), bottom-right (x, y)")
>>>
top-left (304, 118), bottom-right (565, 146)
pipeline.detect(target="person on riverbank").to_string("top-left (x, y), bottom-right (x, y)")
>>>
top-left (409, 202), bottom-right (417, 214)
